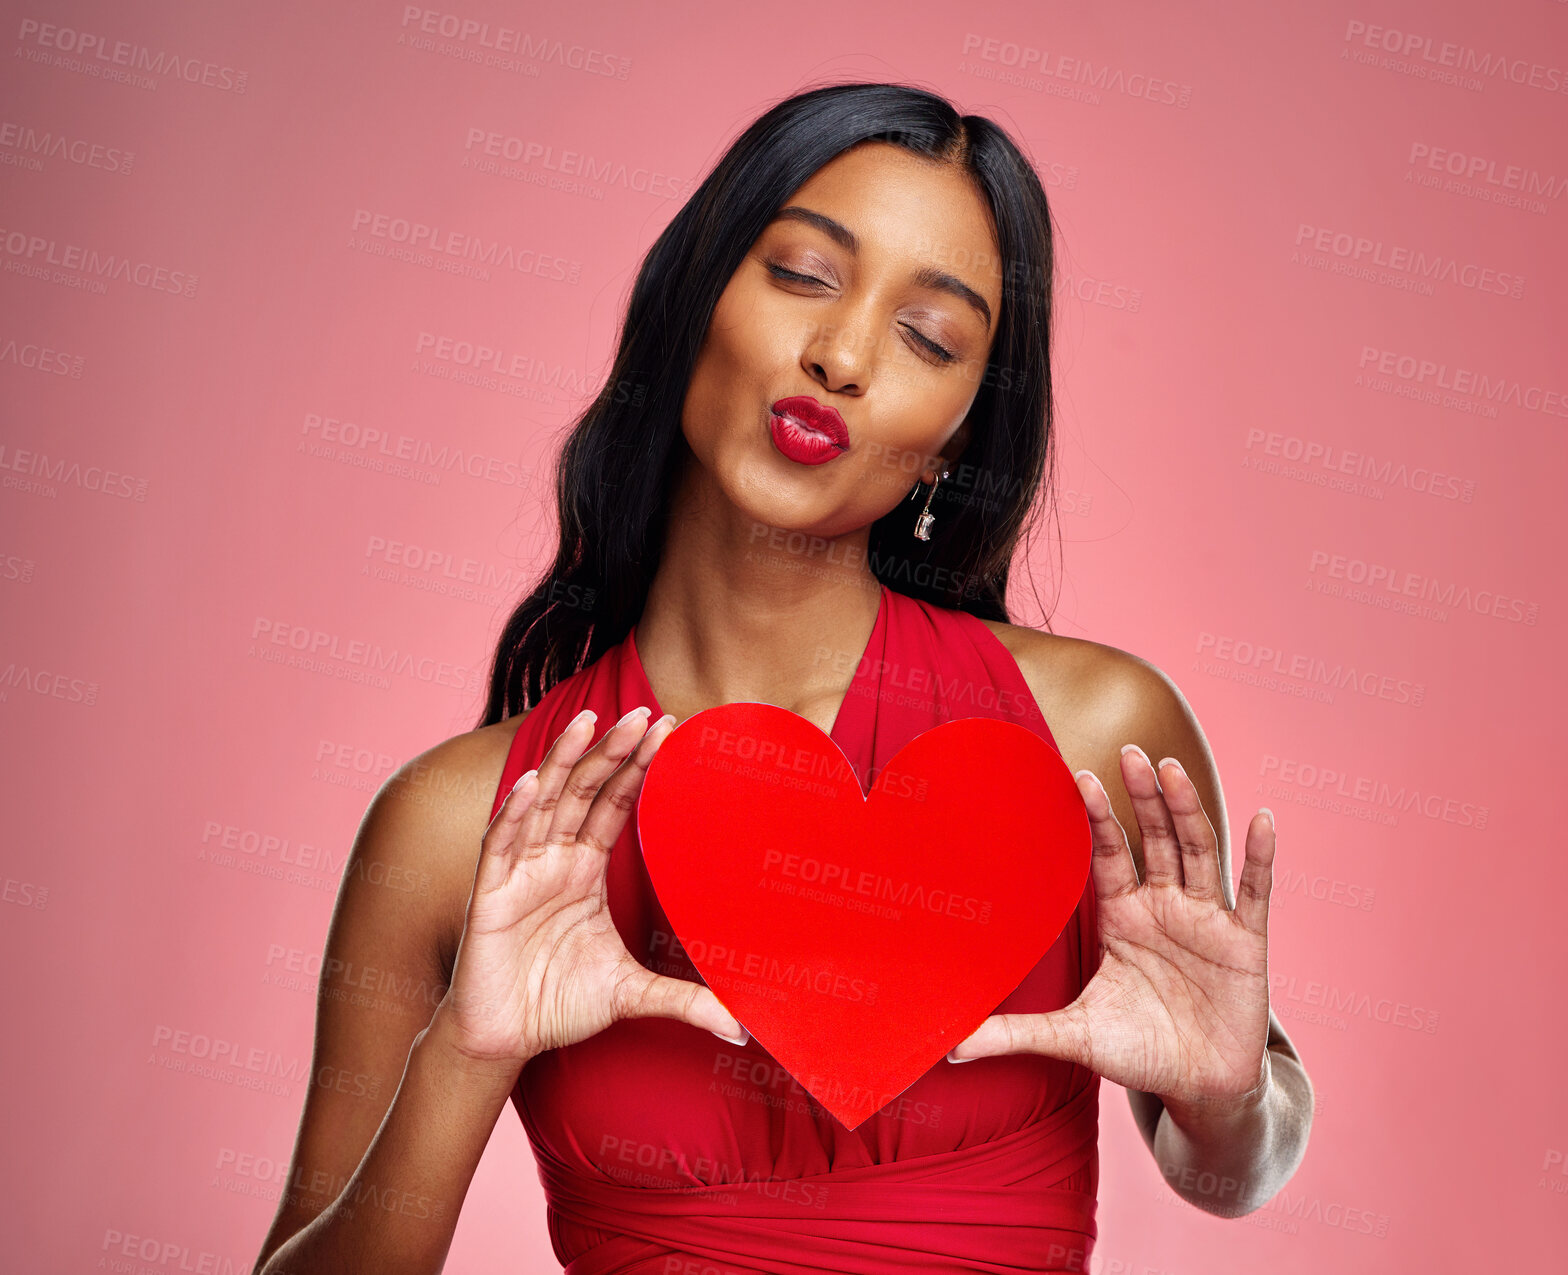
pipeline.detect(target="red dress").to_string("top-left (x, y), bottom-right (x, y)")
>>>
top-left (489, 582), bottom-right (1102, 1274)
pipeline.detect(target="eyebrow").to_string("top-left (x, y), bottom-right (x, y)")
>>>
top-left (770, 204), bottom-right (994, 333)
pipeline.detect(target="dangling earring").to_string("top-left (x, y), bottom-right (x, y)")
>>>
top-left (912, 467), bottom-right (949, 541)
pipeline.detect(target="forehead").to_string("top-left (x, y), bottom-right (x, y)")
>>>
top-left (770, 142), bottom-right (1003, 300)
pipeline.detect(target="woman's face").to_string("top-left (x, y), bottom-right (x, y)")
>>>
top-left (680, 140), bottom-right (1005, 539)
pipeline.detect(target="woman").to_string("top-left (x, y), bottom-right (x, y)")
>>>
top-left (254, 82), bottom-right (1313, 1274)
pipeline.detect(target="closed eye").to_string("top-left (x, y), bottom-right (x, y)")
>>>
top-left (764, 262), bottom-right (958, 365)
top-left (766, 263), bottom-right (827, 288)
top-left (901, 324), bottom-right (957, 364)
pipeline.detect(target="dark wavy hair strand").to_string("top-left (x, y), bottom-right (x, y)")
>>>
top-left (477, 81), bottom-right (1062, 728)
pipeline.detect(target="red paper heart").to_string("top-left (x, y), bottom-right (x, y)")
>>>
top-left (636, 701), bottom-right (1091, 1130)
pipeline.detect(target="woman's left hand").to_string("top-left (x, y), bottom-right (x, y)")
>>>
top-left (947, 746), bottom-right (1276, 1115)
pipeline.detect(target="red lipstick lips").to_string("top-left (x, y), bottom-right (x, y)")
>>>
top-left (768, 395), bottom-right (850, 466)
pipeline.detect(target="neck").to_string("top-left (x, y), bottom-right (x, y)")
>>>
top-left (634, 455), bottom-right (884, 726)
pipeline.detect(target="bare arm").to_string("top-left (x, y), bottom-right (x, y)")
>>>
top-left (252, 719), bottom-right (524, 1274)
top-left (253, 703), bottom-right (737, 1271)
top-left (256, 1006), bottom-right (530, 1272)
top-left (1006, 629), bottom-right (1314, 1216)
top-left (1087, 652), bottom-right (1315, 1215)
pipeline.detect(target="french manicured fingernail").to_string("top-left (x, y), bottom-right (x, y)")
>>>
top-left (512, 769), bottom-right (537, 791)
top-left (1158, 756), bottom-right (1184, 777)
top-left (1260, 807), bottom-right (1275, 830)
top-left (1121, 743), bottom-right (1150, 764)
top-left (572, 709), bottom-right (597, 728)
top-left (711, 1023), bottom-right (749, 1047)
top-left (615, 706), bottom-right (651, 728)
top-left (946, 1048), bottom-right (976, 1064)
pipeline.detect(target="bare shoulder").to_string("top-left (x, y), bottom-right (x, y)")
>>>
top-left (972, 617), bottom-right (1189, 777)
top-left (971, 615), bottom-right (1215, 875)
top-left (373, 709), bottom-right (533, 980)
top-left (975, 616), bottom-right (1304, 1136)
top-left (975, 612), bottom-right (1243, 896)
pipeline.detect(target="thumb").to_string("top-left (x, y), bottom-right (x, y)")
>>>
top-left (691, 984), bottom-right (748, 1045)
top-left (614, 962), bottom-right (748, 1045)
top-left (947, 1008), bottom-right (1088, 1065)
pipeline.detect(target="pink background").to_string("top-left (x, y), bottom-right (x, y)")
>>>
top-left (3, 0), bottom-right (1565, 1269)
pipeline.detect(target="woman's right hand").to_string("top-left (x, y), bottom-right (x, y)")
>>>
top-left (436, 705), bottom-right (747, 1071)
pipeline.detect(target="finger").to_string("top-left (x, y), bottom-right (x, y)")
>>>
top-left (1074, 769), bottom-right (1139, 903)
top-left (517, 709), bottom-right (601, 857)
top-left (1233, 808), bottom-right (1277, 935)
top-left (612, 960), bottom-right (747, 1042)
top-left (1154, 756), bottom-right (1224, 903)
top-left (575, 713), bottom-right (678, 855)
top-left (474, 768), bottom-right (539, 895)
top-left (1120, 744), bottom-right (1183, 888)
top-left (946, 1008), bottom-right (1090, 1068)
top-left (545, 706), bottom-right (656, 849)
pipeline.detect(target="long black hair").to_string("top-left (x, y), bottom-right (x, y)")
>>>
top-left (477, 81), bottom-right (1063, 727)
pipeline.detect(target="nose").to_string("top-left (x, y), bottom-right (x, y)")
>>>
top-left (801, 305), bottom-right (877, 396)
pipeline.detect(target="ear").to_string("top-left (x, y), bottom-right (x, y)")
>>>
top-left (923, 415), bottom-right (972, 484)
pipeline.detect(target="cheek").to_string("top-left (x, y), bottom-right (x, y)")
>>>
top-left (688, 304), bottom-right (759, 407)
top-left (707, 278), bottom-right (786, 351)
top-left (854, 427), bottom-right (948, 499)
top-left (722, 294), bottom-right (803, 376)
top-left (682, 299), bottom-right (771, 456)
top-left (688, 293), bottom-right (797, 416)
